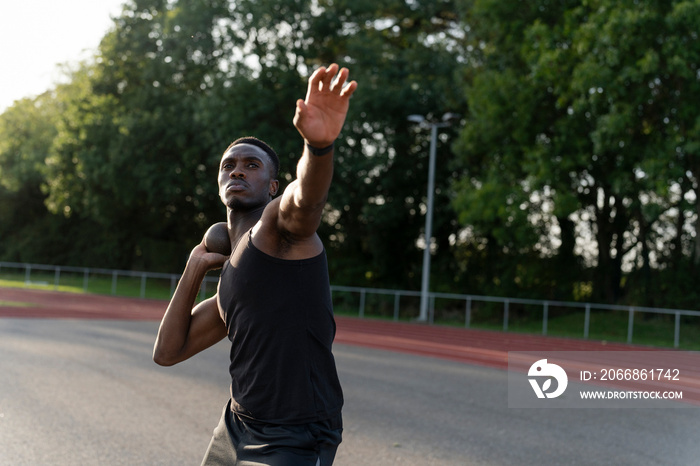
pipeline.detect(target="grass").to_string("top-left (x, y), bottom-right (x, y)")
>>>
top-left (0, 278), bottom-right (86, 294)
top-left (0, 300), bottom-right (34, 307)
top-left (0, 270), bottom-right (219, 302)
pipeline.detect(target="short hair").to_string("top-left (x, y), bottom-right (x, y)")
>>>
top-left (225, 137), bottom-right (279, 179)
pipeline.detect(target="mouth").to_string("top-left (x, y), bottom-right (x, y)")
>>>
top-left (226, 181), bottom-right (247, 192)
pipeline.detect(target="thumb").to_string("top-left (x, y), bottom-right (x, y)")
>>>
top-left (293, 99), bottom-right (307, 126)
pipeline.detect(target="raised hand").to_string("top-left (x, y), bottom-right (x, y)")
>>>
top-left (293, 64), bottom-right (358, 148)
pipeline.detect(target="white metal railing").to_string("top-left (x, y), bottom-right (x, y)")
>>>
top-left (2, 261), bottom-right (699, 348)
top-left (326, 286), bottom-right (700, 349)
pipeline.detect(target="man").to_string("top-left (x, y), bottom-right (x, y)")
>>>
top-left (153, 63), bottom-right (357, 465)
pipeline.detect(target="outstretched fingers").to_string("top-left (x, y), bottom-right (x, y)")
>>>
top-left (328, 67), bottom-right (357, 98)
top-left (327, 67), bottom-right (348, 94)
top-left (340, 76), bottom-right (358, 98)
top-left (306, 66), bottom-right (326, 97)
top-left (307, 64), bottom-right (336, 91)
top-left (320, 64), bottom-right (338, 90)
top-left (306, 64), bottom-right (357, 99)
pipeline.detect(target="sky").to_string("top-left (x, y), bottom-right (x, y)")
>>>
top-left (0, 0), bottom-right (127, 112)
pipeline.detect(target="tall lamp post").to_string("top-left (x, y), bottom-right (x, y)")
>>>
top-left (408, 113), bottom-right (459, 322)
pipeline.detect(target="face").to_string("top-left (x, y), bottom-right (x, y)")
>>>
top-left (218, 143), bottom-right (279, 210)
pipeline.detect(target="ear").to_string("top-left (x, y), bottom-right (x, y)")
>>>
top-left (269, 179), bottom-right (280, 198)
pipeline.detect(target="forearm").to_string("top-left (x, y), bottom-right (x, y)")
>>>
top-left (293, 143), bottom-right (334, 210)
top-left (153, 257), bottom-right (209, 365)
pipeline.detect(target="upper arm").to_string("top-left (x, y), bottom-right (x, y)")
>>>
top-left (277, 180), bottom-right (326, 240)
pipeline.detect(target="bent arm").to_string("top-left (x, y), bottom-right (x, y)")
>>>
top-left (153, 245), bottom-right (227, 366)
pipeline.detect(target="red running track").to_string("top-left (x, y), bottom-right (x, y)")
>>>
top-left (3, 287), bottom-right (699, 405)
top-left (334, 315), bottom-right (638, 370)
top-left (0, 287), bottom-right (675, 366)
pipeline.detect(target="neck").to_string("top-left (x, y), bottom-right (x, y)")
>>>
top-left (226, 205), bottom-right (266, 242)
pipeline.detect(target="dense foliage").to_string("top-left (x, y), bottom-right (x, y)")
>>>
top-left (2, 0), bottom-right (700, 309)
top-left (456, 0), bottom-right (700, 307)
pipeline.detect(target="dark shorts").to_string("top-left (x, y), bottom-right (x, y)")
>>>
top-left (200, 400), bottom-right (343, 466)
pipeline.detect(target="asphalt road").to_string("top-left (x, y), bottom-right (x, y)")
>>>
top-left (1, 318), bottom-right (698, 465)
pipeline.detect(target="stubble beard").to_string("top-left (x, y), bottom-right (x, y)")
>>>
top-left (225, 195), bottom-right (269, 213)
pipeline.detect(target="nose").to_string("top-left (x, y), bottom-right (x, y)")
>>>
top-left (230, 163), bottom-right (245, 179)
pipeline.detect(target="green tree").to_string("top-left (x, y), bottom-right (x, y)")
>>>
top-left (0, 94), bottom-right (69, 263)
top-left (455, 0), bottom-right (700, 305)
top-left (45, 0), bottom-right (229, 270)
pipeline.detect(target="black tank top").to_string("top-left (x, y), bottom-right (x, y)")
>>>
top-left (217, 231), bottom-right (343, 424)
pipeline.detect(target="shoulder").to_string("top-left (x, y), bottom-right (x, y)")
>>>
top-left (251, 198), bottom-right (323, 259)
